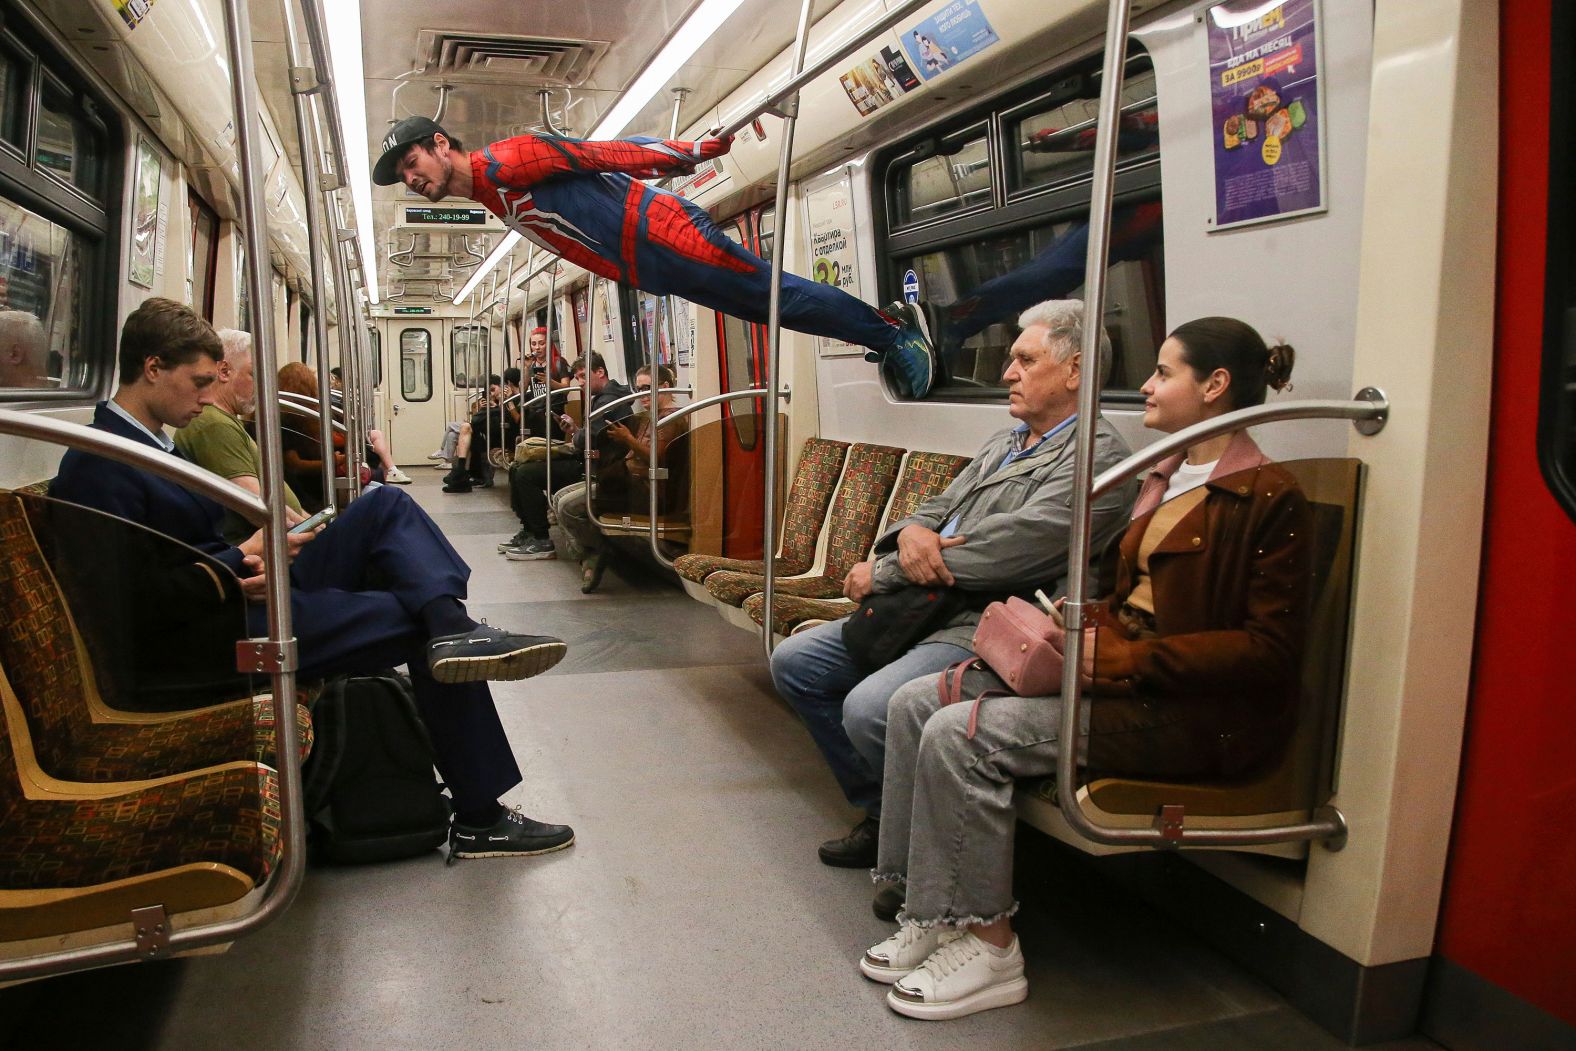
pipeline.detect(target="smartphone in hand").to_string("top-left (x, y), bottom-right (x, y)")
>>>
top-left (289, 507), bottom-right (336, 534)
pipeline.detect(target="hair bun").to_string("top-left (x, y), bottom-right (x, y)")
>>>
top-left (1264, 343), bottom-right (1296, 392)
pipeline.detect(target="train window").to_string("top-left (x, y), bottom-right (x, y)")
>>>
top-left (1006, 55), bottom-right (1159, 198)
top-left (188, 191), bottom-right (218, 321)
top-left (0, 35), bottom-right (30, 149)
top-left (35, 71), bottom-right (105, 200)
top-left (368, 328), bottom-right (382, 388)
top-left (399, 328), bottom-right (431, 401)
top-left (892, 124), bottom-right (991, 229)
top-left (451, 323), bottom-right (488, 386)
top-left (0, 197), bottom-right (90, 391)
top-left (879, 40), bottom-right (1163, 402)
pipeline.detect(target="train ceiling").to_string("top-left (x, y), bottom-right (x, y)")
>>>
top-left (252, 0), bottom-right (848, 310)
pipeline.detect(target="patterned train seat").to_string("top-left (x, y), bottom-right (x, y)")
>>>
top-left (703, 443), bottom-right (905, 610)
top-left (0, 665), bottom-right (280, 942)
top-left (742, 451), bottom-right (973, 635)
top-left (672, 437), bottom-right (850, 601)
top-left (0, 492), bottom-right (310, 783)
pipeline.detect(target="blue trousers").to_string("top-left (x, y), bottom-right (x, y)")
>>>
top-left (246, 485), bottom-right (521, 811)
top-left (635, 193), bottom-right (903, 353)
top-left (768, 617), bottom-right (971, 820)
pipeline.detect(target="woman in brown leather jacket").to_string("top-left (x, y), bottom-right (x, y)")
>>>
top-left (858, 316), bottom-right (1308, 1022)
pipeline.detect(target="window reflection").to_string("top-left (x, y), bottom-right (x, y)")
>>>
top-left (451, 324), bottom-right (488, 387)
top-left (895, 130), bottom-right (992, 227)
top-left (0, 197), bottom-right (86, 390)
top-left (36, 74), bottom-right (103, 197)
top-left (0, 37), bottom-right (29, 148)
top-left (1008, 58), bottom-right (1159, 196)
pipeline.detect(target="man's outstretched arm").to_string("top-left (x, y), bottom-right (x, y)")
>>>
top-left (485, 133), bottom-right (733, 188)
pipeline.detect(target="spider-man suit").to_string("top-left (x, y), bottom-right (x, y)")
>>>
top-left (466, 133), bottom-right (904, 352)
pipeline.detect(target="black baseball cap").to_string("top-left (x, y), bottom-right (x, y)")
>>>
top-left (372, 116), bottom-right (451, 186)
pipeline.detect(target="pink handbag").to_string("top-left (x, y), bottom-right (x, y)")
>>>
top-left (972, 595), bottom-right (1066, 697)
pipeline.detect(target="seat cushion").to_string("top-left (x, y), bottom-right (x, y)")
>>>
top-left (0, 763), bottom-right (281, 890)
top-left (703, 570), bottom-right (845, 608)
top-left (743, 592), bottom-right (857, 636)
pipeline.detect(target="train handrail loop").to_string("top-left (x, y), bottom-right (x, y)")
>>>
top-left (758, 0), bottom-right (817, 663)
top-left (0, 0), bottom-right (305, 982)
top-left (276, 399), bottom-right (349, 436)
top-left (579, 387), bottom-right (693, 523)
top-left (1054, 0), bottom-right (1372, 851)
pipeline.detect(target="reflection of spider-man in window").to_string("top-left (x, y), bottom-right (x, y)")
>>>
top-left (374, 117), bottom-right (937, 397)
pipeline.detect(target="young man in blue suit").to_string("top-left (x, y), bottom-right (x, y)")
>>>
top-left (51, 297), bottom-right (574, 860)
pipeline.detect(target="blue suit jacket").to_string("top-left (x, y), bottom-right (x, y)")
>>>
top-left (51, 402), bottom-right (247, 576)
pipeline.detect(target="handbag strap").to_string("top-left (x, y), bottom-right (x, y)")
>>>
top-left (935, 659), bottom-right (1007, 740)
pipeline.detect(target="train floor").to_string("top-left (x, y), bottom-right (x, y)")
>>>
top-left (0, 471), bottom-right (1445, 1051)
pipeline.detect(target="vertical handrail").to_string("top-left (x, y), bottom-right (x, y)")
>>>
top-left (484, 269), bottom-right (497, 472)
top-left (500, 250), bottom-right (518, 463)
top-left (1054, 0), bottom-right (1132, 846)
top-left (281, 0), bottom-right (336, 513)
top-left (648, 88), bottom-right (689, 569)
top-left (581, 276), bottom-right (597, 516)
top-left (544, 264), bottom-right (558, 495)
top-left (759, 0), bottom-right (817, 660)
top-left (334, 193), bottom-right (365, 501)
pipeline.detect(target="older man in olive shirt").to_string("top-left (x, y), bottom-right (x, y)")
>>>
top-left (173, 328), bottom-right (304, 540)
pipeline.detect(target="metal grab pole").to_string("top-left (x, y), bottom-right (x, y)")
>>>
top-left (759, 0), bottom-right (816, 659)
top-left (332, 194), bottom-right (365, 501)
top-left (581, 276), bottom-right (597, 517)
top-left (712, 0), bottom-right (931, 141)
top-left (647, 88), bottom-right (690, 569)
top-left (499, 250), bottom-right (518, 462)
top-left (484, 269), bottom-right (498, 476)
top-left (282, 0), bottom-right (336, 513)
top-left (1054, 0), bottom-right (1133, 846)
top-left (544, 264), bottom-right (558, 496)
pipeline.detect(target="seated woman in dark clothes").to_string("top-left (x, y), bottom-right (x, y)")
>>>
top-left (861, 317), bottom-right (1308, 1021)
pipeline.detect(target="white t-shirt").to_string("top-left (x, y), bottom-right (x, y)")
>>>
top-left (1162, 457), bottom-right (1218, 503)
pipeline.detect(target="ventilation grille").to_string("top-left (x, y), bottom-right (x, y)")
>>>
top-left (417, 31), bottom-right (608, 84)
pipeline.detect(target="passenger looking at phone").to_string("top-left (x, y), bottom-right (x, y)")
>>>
top-left (527, 327), bottom-right (572, 392)
top-left (861, 317), bottom-right (1307, 1020)
top-left (500, 353), bottom-right (632, 560)
top-left (544, 364), bottom-right (688, 590)
top-left (442, 369), bottom-right (523, 493)
top-left (769, 301), bottom-right (1135, 874)
top-left (51, 298), bottom-right (577, 861)
top-left (173, 328), bottom-right (306, 542)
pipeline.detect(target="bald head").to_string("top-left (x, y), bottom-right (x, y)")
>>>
top-left (0, 310), bottom-right (46, 388)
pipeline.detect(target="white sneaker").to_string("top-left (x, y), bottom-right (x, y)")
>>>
top-left (860, 923), bottom-right (964, 984)
top-left (386, 466), bottom-right (413, 484)
top-left (427, 449), bottom-right (447, 461)
top-left (887, 932), bottom-right (1028, 1020)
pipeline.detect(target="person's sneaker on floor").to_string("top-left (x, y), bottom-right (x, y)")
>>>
top-left (427, 448), bottom-right (448, 461)
top-left (449, 806), bottom-right (574, 860)
top-left (497, 528), bottom-right (531, 553)
top-left (427, 624), bottom-right (566, 683)
top-left (887, 931), bottom-right (1028, 1020)
top-left (873, 881), bottom-right (905, 923)
top-left (818, 816), bottom-right (879, 868)
top-left (860, 923), bottom-right (965, 984)
top-left (871, 301), bottom-right (935, 399)
top-left (441, 467), bottom-right (472, 493)
top-left (504, 535), bottom-right (556, 561)
top-left (385, 466), bottom-right (414, 484)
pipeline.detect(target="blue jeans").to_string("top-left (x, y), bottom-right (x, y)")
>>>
top-left (769, 618), bottom-right (971, 820)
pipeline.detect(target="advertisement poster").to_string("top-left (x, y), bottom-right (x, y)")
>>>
top-left (839, 47), bottom-right (920, 118)
top-left (129, 137), bottom-right (161, 289)
top-left (803, 171), bottom-right (863, 357)
top-left (114, 0), bottom-right (156, 30)
top-left (901, 0), bottom-right (1000, 82)
top-left (1206, 0), bottom-right (1326, 230)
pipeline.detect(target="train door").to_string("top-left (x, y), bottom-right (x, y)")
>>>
top-left (386, 320), bottom-right (444, 464)
top-left (713, 209), bottom-right (770, 558)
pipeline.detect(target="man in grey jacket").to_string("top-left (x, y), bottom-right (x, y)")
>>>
top-left (769, 300), bottom-right (1137, 872)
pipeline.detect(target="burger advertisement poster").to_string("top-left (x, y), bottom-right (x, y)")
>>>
top-left (1206, 0), bottom-right (1326, 230)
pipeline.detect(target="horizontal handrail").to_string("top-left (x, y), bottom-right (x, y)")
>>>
top-left (0, 409), bottom-right (269, 524)
top-left (277, 401), bottom-right (348, 435)
top-left (278, 390), bottom-right (343, 416)
top-left (713, 0), bottom-right (933, 140)
top-left (1056, 389), bottom-right (1386, 850)
top-left (583, 386), bottom-right (693, 425)
top-left (654, 387), bottom-right (789, 428)
top-left (1091, 390), bottom-right (1389, 500)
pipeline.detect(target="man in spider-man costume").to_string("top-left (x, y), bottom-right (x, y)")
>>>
top-left (373, 117), bottom-right (936, 397)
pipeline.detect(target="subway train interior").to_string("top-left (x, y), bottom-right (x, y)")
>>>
top-left (0, 0), bottom-right (1570, 1047)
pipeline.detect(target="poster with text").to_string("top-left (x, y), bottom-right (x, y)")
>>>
top-left (901, 0), bottom-right (999, 82)
top-left (129, 137), bottom-right (161, 289)
top-left (1206, 0), bottom-right (1326, 230)
top-left (803, 171), bottom-right (863, 357)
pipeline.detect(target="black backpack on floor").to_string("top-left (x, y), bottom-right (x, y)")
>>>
top-left (301, 673), bottom-right (452, 864)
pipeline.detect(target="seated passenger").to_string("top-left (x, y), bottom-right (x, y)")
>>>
top-left (51, 298), bottom-right (576, 860)
top-left (500, 353), bottom-right (632, 560)
top-left (448, 368), bottom-right (523, 490)
top-left (769, 300), bottom-right (1135, 870)
top-left (862, 317), bottom-right (1307, 1020)
top-left (526, 326), bottom-right (572, 391)
top-left (173, 329), bottom-right (307, 543)
top-left (278, 363), bottom-right (409, 503)
top-left (545, 363), bottom-right (688, 589)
